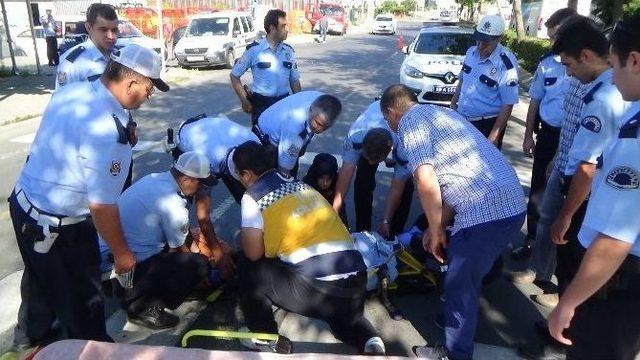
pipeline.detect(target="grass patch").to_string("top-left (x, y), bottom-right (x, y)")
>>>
top-left (2, 113), bottom-right (42, 126)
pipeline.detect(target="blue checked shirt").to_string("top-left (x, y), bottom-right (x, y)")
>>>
top-left (554, 77), bottom-right (589, 176)
top-left (397, 104), bottom-right (526, 234)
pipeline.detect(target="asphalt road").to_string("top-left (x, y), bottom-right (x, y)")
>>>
top-left (0, 22), bottom-right (555, 357)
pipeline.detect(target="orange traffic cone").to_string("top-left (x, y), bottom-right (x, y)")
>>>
top-left (396, 35), bottom-right (405, 51)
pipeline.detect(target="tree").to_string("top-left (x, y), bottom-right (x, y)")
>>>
top-left (401, 0), bottom-right (417, 14)
top-left (513, 0), bottom-right (525, 39)
top-left (592, 0), bottom-right (628, 26)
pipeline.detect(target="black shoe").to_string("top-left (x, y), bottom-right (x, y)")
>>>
top-left (511, 244), bottom-right (532, 259)
top-left (127, 306), bottom-right (179, 330)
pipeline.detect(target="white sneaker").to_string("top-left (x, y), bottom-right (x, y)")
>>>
top-left (363, 336), bottom-right (386, 355)
top-left (237, 327), bottom-right (276, 352)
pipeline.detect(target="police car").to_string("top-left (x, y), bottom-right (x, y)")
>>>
top-left (399, 25), bottom-right (474, 105)
top-left (370, 14), bottom-right (396, 35)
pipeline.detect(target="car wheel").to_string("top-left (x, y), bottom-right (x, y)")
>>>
top-left (224, 49), bottom-right (235, 69)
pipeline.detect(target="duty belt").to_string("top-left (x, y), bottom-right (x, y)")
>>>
top-left (14, 187), bottom-right (87, 227)
top-left (466, 114), bottom-right (499, 122)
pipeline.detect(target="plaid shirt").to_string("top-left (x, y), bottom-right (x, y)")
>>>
top-left (554, 77), bottom-right (590, 176)
top-left (398, 104), bottom-right (526, 234)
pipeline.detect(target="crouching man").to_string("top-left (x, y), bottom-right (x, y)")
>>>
top-left (99, 152), bottom-right (219, 329)
top-left (233, 141), bottom-right (386, 355)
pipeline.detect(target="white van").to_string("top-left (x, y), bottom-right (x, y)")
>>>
top-left (173, 11), bottom-right (258, 68)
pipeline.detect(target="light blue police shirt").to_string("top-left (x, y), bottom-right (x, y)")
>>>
top-left (578, 102), bottom-right (640, 257)
top-left (528, 53), bottom-right (568, 128)
top-left (342, 101), bottom-right (410, 179)
top-left (99, 171), bottom-right (190, 268)
top-left (56, 39), bottom-right (110, 90)
top-left (178, 116), bottom-right (260, 176)
top-left (231, 38), bottom-right (300, 97)
top-left (41, 15), bottom-right (56, 37)
top-left (564, 69), bottom-right (631, 176)
top-left (456, 43), bottom-right (520, 119)
top-left (256, 90), bottom-right (323, 171)
top-left (16, 80), bottom-right (131, 217)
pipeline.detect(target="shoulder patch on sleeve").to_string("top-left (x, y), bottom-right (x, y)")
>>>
top-left (109, 160), bottom-right (122, 176)
top-left (65, 46), bottom-right (85, 63)
top-left (500, 52), bottom-right (514, 70)
top-left (287, 145), bottom-right (300, 157)
top-left (57, 71), bottom-right (67, 86)
top-left (606, 166), bottom-right (640, 190)
top-left (581, 116), bottom-right (602, 133)
top-left (507, 78), bottom-right (519, 87)
top-left (246, 41), bottom-right (259, 50)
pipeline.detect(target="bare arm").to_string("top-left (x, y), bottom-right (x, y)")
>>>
top-left (230, 74), bottom-right (252, 113)
top-left (414, 164), bottom-right (447, 263)
top-left (488, 104), bottom-right (514, 145)
top-left (332, 163), bottom-right (356, 212)
top-left (290, 80), bottom-right (302, 93)
top-left (548, 235), bottom-right (632, 345)
top-left (523, 100), bottom-right (540, 157)
top-left (89, 203), bottom-right (135, 274)
top-left (194, 189), bottom-right (236, 278)
top-left (450, 80), bottom-right (462, 110)
top-left (551, 162), bottom-right (596, 245)
top-left (240, 227), bottom-right (265, 261)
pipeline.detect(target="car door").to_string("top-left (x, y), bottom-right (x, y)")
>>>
top-left (231, 16), bottom-right (244, 56)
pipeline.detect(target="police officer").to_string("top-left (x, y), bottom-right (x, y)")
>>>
top-left (513, 8), bottom-right (577, 259)
top-left (7, 44), bottom-right (168, 347)
top-left (170, 115), bottom-right (261, 202)
top-left (549, 17), bottom-right (631, 299)
top-left (230, 9), bottom-right (301, 124)
top-left (56, 3), bottom-right (119, 89)
top-left (548, 14), bottom-right (640, 359)
top-left (332, 100), bottom-right (413, 237)
top-left (451, 14), bottom-right (519, 149)
top-left (98, 152), bottom-right (213, 330)
top-left (253, 90), bottom-right (342, 177)
top-left (41, 9), bottom-right (59, 66)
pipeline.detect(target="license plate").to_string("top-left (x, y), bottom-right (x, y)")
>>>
top-left (433, 86), bottom-right (456, 94)
top-left (186, 55), bottom-right (205, 62)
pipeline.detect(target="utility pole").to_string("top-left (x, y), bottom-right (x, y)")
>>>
top-left (0, 0), bottom-right (18, 75)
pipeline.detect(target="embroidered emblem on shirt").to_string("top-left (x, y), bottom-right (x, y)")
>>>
top-left (606, 166), bottom-right (639, 190)
top-left (490, 67), bottom-right (497, 76)
top-left (181, 223), bottom-right (189, 235)
top-left (506, 78), bottom-right (518, 87)
top-left (581, 116), bottom-right (602, 133)
top-left (110, 161), bottom-right (122, 176)
top-left (57, 72), bottom-right (67, 85)
top-left (287, 145), bottom-right (300, 157)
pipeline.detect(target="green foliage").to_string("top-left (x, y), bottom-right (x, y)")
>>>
top-left (502, 30), bottom-right (552, 72)
top-left (374, 0), bottom-right (416, 16)
top-left (624, 0), bottom-right (640, 16)
top-left (592, 0), bottom-right (640, 26)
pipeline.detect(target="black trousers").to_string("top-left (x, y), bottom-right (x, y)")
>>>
top-left (250, 94), bottom-right (287, 125)
top-left (353, 157), bottom-right (414, 235)
top-left (123, 251), bottom-right (209, 313)
top-left (556, 200), bottom-right (588, 294)
top-left (8, 194), bottom-right (110, 345)
top-left (45, 36), bottom-right (59, 66)
top-left (238, 255), bottom-right (378, 351)
top-left (526, 121), bottom-right (560, 241)
top-left (566, 253), bottom-right (640, 360)
top-left (469, 117), bottom-right (505, 149)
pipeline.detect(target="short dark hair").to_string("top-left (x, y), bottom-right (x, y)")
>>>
top-left (380, 84), bottom-right (418, 115)
top-left (264, 9), bottom-right (286, 34)
top-left (552, 16), bottom-right (608, 59)
top-left (362, 128), bottom-right (392, 162)
top-left (233, 141), bottom-right (276, 177)
top-left (544, 8), bottom-right (577, 28)
top-left (310, 94), bottom-right (342, 126)
top-left (610, 13), bottom-right (640, 67)
top-left (102, 60), bottom-right (146, 83)
top-left (86, 3), bottom-right (117, 24)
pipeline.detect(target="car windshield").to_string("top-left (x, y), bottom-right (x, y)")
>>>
top-left (118, 21), bottom-right (144, 38)
top-left (320, 5), bottom-right (343, 16)
top-left (414, 32), bottom-right (473, 55)
top-left (187, 18), bottom-right (230, 36)
top-left (376, 16), bottom-right (393, 22)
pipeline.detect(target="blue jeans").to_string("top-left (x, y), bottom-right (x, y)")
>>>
top-left (529, 170), bottom-right (563, 282)
top-left (444, 212), bottom-right (525, 359)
